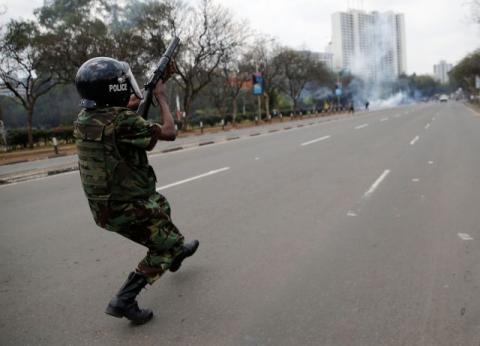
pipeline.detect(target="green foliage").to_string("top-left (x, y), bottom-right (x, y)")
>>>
top-left (52, 126), bottom-right (74, 143)
top-left (6, 126), bottom-right (74, 149)
top-left (276, 93), bottom-right (292, 109)
top-left (188, 114), bottom-right (223, 127)
top-left (449, 49), bottom-right (480, 94)
top-left (6, 128), bottom-right (29, 148)
top-left (273, 49), bottom-right (334, 110)
top-left (0, 84), bottom-right (80, 129)
top-left (410, 74), bottom-right (439, 97)
top-left (393, 73), bottom-right (446, 98)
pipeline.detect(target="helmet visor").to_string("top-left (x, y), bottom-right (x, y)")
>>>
top-left (120, 62), bottom-right (143, 99)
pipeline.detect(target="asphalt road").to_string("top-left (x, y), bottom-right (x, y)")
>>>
top-left (1, 102), bottom-right (480, 345)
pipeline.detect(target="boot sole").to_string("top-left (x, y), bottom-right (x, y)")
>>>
top-left (105, 306), bottom-right (154, 325)
top-left (130, 312), bottom-right (153, 325)
top-left (105, 305), bottom-right (124, 318)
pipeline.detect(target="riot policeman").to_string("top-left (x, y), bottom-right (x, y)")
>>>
top-left (74, 57), bottom-right (199, 325)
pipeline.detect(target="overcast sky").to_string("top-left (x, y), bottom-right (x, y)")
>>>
top-left (0, 0), bottom-right (478, 75)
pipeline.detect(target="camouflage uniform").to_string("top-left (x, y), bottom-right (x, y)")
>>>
top-left (74, 106), bottom-right (184, 284)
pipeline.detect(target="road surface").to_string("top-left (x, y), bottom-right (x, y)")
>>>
top-left (1, 102), bottom-right (480, 345)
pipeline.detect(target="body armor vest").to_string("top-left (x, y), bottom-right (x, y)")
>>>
top-left (74, 108), bottom-right (156, 201)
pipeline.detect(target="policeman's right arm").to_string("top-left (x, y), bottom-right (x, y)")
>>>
top-left (143, 81), bottom-right (176, 151)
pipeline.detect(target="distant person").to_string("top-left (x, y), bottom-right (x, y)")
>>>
top-left (323, 101), bottom-right (330, 113)
top-left (349, 101), bottom-right (355, 113)
top-left (73, 57), bottom-right (199, 325)
top-left (365, 101), bottom-right (369, 111)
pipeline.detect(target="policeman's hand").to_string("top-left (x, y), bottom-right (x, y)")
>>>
top-left (162, 59), bottom-right (178, 82)
top-left (127, 94), bottom-right (141, 109)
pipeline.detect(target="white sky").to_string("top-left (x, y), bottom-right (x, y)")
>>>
top-left (0, 0), bottom-right (478, 75)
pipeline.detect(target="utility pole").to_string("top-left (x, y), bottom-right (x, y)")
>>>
top-left (252, 71), bottom-right (264, 123)
top-left (257, 95), bottom-right (262, 122)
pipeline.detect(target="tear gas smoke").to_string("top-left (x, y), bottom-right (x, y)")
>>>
top-left (303, 11), bottom-right (417, 110)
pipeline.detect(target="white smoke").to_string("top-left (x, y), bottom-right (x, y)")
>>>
top-left (369, 91), bottom-right (413, 109)
top-left (348, 10), bottom-right (414, 109)
top-left (313, 87), bottom-right (333, 99)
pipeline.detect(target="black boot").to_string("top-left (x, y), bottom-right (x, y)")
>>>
top-left (105, 272), bottom-right (153, 325)
top-left (170, 240), bottom-right (200, 272)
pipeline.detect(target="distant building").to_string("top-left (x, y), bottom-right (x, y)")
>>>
top-left (318, 52), bottom-right (334, 71)
top-left (433, 60), bottom-right (453, 84)
top-left (330, 9), bottom-right (407, 81)
top-left (298, 50), bottom-right (334, 71)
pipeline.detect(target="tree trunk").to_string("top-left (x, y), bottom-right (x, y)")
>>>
top-left (293, 98), bottom-right (298, 113)
top-left (183, 97), bottom-right (193, 131)
top-left (232, 95), bottom-right (238, 125)
top-left (27, 107), bottom-right (34, 149)
top-left (264, 93), bottom-right (270, 120)
top-left (221, 96), bottom-right (227, 125)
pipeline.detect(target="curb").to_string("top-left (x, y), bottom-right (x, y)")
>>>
top-left (0, 164), bottom-right (78, 185)
top-left (161, 147), bottom-right (184, 153)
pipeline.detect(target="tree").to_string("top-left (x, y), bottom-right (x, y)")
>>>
top-left (207, 51), bottom-right (251, 124)
top-left (275, 49), bottom-right (333, 111)
top-left (35, 0), bottom-right (120, 82)
top-left (228, 61), bottom-right (251, 124)
top-left (173, 0), bottom-right (247, 128)
top-left (0, 20), bottom-right (60, 147)
top-left (449, 49), bottom-right (480, 96)
top-left (243, 37), bottom-right (283, 118)
top-left (409, 74), bottom-right (441, 98)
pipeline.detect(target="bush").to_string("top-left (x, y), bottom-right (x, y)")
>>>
top-left (52, 126), bottom-right (74, 143)
top-left (5, 126), bottom-right (75, 149)
top-left (7, 129), bottom-right (29, 148)
top-left (188, 114), bottom-right (223, 127)
top-left (33, 128), bottom-right (53, 145)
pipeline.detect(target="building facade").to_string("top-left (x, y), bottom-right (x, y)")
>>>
top-left (307, 51), bottom-right (334, 71)
top-left (330, 9), bottom-right (407, 81)
top-left (433, 60), bottom-right (453, 84)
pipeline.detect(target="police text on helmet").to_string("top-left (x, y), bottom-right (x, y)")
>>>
top-left (109, 83), bottom-right (128, 92)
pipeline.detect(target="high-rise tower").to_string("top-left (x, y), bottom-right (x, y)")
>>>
top-left (330, 9), bottom-right (407, 81)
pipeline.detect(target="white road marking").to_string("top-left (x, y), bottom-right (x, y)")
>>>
top-left (380, 118), bottom-right (388, 122)
top-left (363, 169), bottom-right (391, 199)
top-left (156, 167), bottom-right (230, 191)
top-left (458, 233), bottom-right (474, 241)
top-left (428, 161), bottom-right (434, 165)
top-left (410, 136), bottom-right (420, 146)
top-left (355, 124), bottom-right (368, 130)
top-left (254, 157), bottom-right (260, 160)
top-left (412, 178), bottom-right (420, 182)
top-left (301, 135), bottom-right (331, 146)
top-left (425, 123), bottom-right (430, 129)
top-left (347, 211), bottom-right (357, 217)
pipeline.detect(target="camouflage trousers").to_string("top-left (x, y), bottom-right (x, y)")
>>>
top-left (88, 192), bottom-right (185, 284)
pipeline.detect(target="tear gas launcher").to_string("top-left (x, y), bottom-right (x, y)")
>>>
top-left (137, 36), bottom-right (180, 119)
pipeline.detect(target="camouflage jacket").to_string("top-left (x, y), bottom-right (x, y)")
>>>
top-left (73, 107), bottom-right (157, 202)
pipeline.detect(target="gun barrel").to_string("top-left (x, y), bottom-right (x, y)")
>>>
top-left (137, 36), bottom-right (181, 119)
top-left (145, 37), bottom-right (180, 88)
